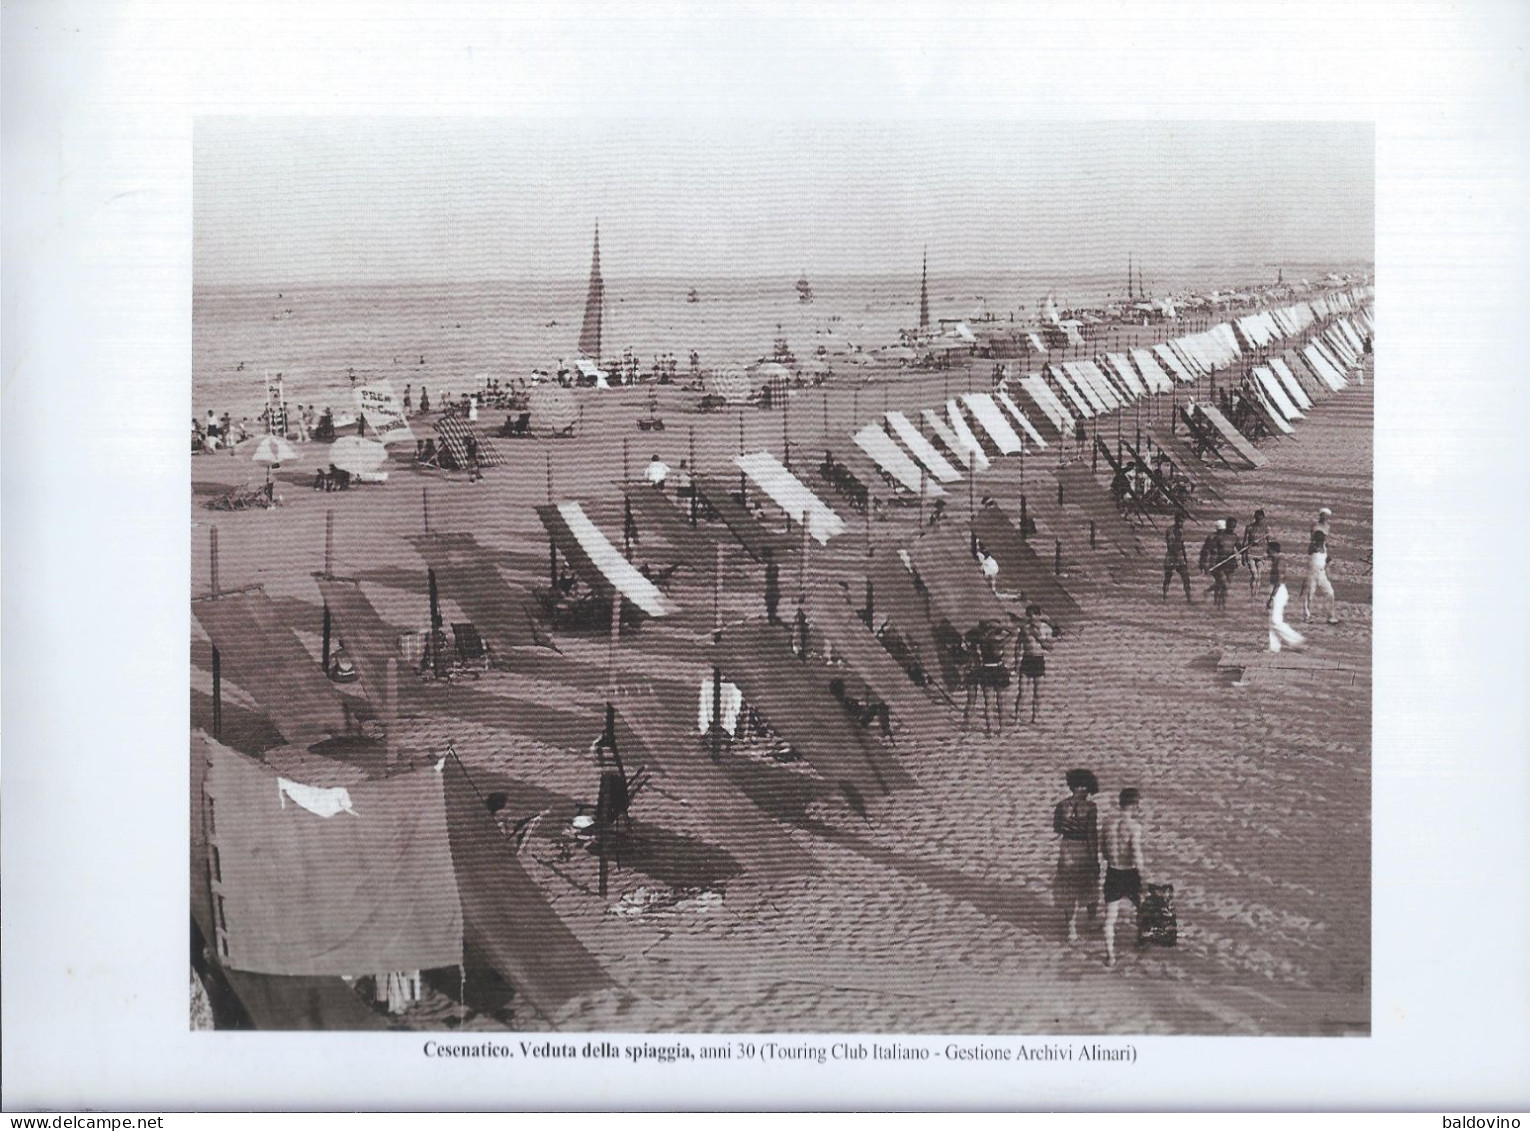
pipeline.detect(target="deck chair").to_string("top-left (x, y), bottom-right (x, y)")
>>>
top-left (452, 622), bottom-right (492, 676)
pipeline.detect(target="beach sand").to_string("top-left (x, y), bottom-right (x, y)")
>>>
top-left (191, 339), bottom-right (1372, 1035)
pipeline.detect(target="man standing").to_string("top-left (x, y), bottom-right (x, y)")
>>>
top-left (1212, 517), bottom-right (1242, 607)
top-left (1013, 604), bottom-right (1054, 724)
top-left (1199, 520), bottom-right (1226, 608)
top-left (1241, 508), bottom-right (1271, 597)
top-left (1302, 506), bottom-right (1339, 624)
top-left (1101, 788), bottom-right (1148, 968)
top-left (1162, 513), bottom-right (1194, 604)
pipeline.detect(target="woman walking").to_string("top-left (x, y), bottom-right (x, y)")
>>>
top-left (1053, 768), bottom-right (1101, 944)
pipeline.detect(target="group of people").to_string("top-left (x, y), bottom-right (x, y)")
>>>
top-left (192, 410), bottom-right (251, 452)
top-left (1053, 769), bottom-right (1150, 967)
top-left (1163, 505), bottom-right (1340, 651)
top-left (956, 604), bottom-right (1057, 735)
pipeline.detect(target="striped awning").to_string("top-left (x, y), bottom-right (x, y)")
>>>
top-left (960, 393), bottom-right (1023, 455)
top-left (885, 411), bottom-right (962, 483)
top-left (853, 423), bottom-right (947, 496)
top-left (734, 451), bottom-right (846, 544)
top-left (539, 502), bottom-right (676, 617)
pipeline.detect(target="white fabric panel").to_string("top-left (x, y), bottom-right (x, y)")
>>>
top-left (1018, 375), bottom-right (1073, 435)
top-left (734, 451), bottom-right (847, 543)
top-left (945, 401), bottom-right (992, 469)
top-left (1060, 362), bottom-right (1108, 414)
top-left (853, 423), bottom-right (948, 496)
top-left (885, 411), bottom-right (962, 483)
top-left (1131, 348), bottom-right (1174, 394)
top-left (960, 393), bottom-right (1024, 455)
top-left (995, 389), bottom-right (1048, 449)
top-left (1104, 353), bottom-right (1145, 397)
top-left (1045, 365), bottom-right (1094, 419)
top-left (557, 501), bottom-right (676, 617)
top-left (1268, 358), bottom-right (1313, 411)
top-left (922, 408), bottom-right (989, 470)
top-left (1253, 366), bottom-right (1302, 421)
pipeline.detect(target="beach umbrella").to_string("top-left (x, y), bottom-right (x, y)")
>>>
top-left (529, 384), bottom-right (579, 433)
top-left (753, 361), bottom-right (792, 383)
top-left (328, 435), bottom-right (388, 475)
top-left (705, 368), bottom-right (753, 407)
top-left (251, 435), bottom-right (297, 465)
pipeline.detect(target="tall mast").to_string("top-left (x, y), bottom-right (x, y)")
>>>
top-left (578, 221), bottom-right (604, 360)
top-left (919, 248), bottom-right (930, 331)
top-left (1128, 251), bottom-right (1133, 301)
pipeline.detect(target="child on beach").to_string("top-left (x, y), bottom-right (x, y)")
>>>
top-left (1241, 508), bottom-right (1270, 597)
top-left (1053, 769), bottom-right (1101, 945)
top-left (1013, 604), bottom-right (1053, 724)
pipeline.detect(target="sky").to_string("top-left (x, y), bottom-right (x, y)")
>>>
top-left (195, 119), bottom-right (1374, 285)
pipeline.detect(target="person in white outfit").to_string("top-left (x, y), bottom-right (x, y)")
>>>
top-left (1302, 506), bottom-right (1339, 624)
top-left (645, 453), bottom-right (670, 489)
top-left (1265, 541), bottom-right (1306, 653)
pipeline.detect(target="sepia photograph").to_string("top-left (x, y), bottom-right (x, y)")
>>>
top-left (189, 119), bottom-right (1374, 1037)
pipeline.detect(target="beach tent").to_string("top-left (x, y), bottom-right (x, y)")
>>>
top-left (1016, 375), bottom-right (1074, 437)
top-left (1301, 343), bottom-right (1347, 391)
top-left (190, 733), bottom-right (620, 1029)
top-left (970, 504), bottom-right (1084, 628)
top-left (735, 451), bottom-right (847, 542)
top-left (903, 531), bottom-right (1010, 634)
top-left (1151, 343), bottom-right (1194, 385)
top-left (537, 502), bottom-right (677, 618)
top-left (192, 587), bottom-right (349, 747)
top-left (885, 411), bottom-right (962, 483)
top-left (1102, 353), bottom-right (1146, 398)
top-left (622, 485), bottom-right (717, 567)
top-left (854, 423), bottom-right (948, 496)
top-left (801, 588), bottom-right (947, 738)
top-left (1268, 358), bottom-right (1314, 411)
top-left (849, 546), bottom-right (947, 686)
top-left (433, 416), bottom-right (506, 469)
top-left (312, 574), bottom-right (410, 707)
top-left (1052, 465), bottom-right (1149, 557)
top-left (194, 736), bottom-right (463, 979)
top-left (918, 407), bottom-right (984, 470)
top-left (944, 400), bottom-right (993, 468)
top-left (1193, 403), bottom-right (1269, 468)
top-left (716, 621), bottom-right (913, 801)
top-left (1044, 363), bottom-right (1095, 419)
top-left (611, 699), bottom-right (817, 882)
top-left (1253, 366), bottom-right (1302, 421)
top-left (692, 474), bottom-right (798, 561)
top-left (408, 532), bottom-right (551, 653)
top-left (960, 392), bottom-right (1024, 455)
top-left (1079, 359), bottom-right (1129, 406)
top-left (1281, 349), bottom-right (1330, 402)
top-left (1060, 361), bottom-right (1111, 414)
top-left (993, 389), bottom-right (1048, 449)
top-left (1131, 349), bottom-right (1176, 394)
top-left (1245, 377), bottom-right (1296, 435)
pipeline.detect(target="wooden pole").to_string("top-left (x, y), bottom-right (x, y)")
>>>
top-left (324, 509), bottom-right (334, 577)
top-left (422, 488), bottom-right (429, 535)
top-left (544, 451), bottom-right (554, 504)
top-left (321, 605), bottom-right (332, 674)
top-left (689, 425), bottom-right (698, 526)
top-left (384, 658), bottom-right (399, 765)
top-left (209, 525), bottom-right (220, 597)
top-left (710, 543), bottom-right (723, 764)
top-left (211, 647), bottom-right (222, 739)
top-left (622, 437), bottom-right (629, 485)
